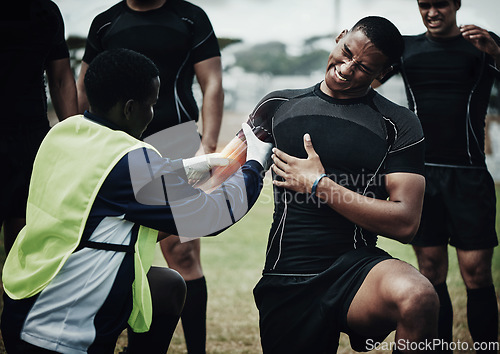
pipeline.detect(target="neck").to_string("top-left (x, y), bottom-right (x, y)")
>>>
top-left (426, 25), bottom-right (461, 39)
top-left (126, 0), bottom-right (166, 11)
top-left (320, 81), bottom-right (371, 100)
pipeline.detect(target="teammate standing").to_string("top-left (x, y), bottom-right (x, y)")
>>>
top-left (1, 0), bottom-right (77, 254)
top-left (376, 1), bottom-right (500, 351)
top-left (76, 1), bottom-right (223, 352)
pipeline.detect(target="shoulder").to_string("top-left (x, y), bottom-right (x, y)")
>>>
top-left (91, 2), bottom-right (124, 25)
top-left (40, 0), bottom-right (62, 12)
top-left (489, 31), bottom-right (500, 46)
top-left (371, 92), bottom-right (424, 146)
top-left (168, 0), bottom-right (210, 19)
top-left (251, 86), bottom-right (315, 115)
top-left (32, 0), bottom-right (64, 21)
top-left (259, 86), bottom-right (315, 104)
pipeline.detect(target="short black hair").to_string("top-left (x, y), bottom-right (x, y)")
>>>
top-left (84, 48), bottom-right (159, 113)
top-left (350, 16), bottom-right (404, 67)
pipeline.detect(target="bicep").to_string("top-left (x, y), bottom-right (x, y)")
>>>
top-left (385, 172), bottom-right (425, 214)
top-left (194, 57), bottom-right (222, 91)
top-left (45, 58), bottom-right (73, 83)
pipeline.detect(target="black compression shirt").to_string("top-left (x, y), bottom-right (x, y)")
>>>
top-left (255, 83), bottom-right (424, 274)
top-left (82, 0), bottom-right (220, 137)
top-left (384, 33), bottom-right (500, 167)
top-left (0, 0), bottom-right (69, 130)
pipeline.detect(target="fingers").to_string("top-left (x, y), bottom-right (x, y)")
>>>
top-left (241, 122), bottom-right (252, 140)
top-left (271, 151), bottom-right (288, 171)
top-left (460, 25), bottom-right (490, 40)
top-left (206, 154), bottom-right (230, 167)
top-left (271, 164), bottom-right (287, 188)
top-left (271, 147), bottom-right (292, 164)
top-left (303, 133), bottom-right (318, 158)
top-left (208, 158), bottom-right (230, 167)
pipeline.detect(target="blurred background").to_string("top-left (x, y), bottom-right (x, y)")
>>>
top-left (53, 0), bottom-right (500, 176)
top-left (7, 2), bottom-right (498, 352)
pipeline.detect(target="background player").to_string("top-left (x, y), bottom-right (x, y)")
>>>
top-left (375, 1), bottom-right (500, 351)
top-left (76, 1), bottom-right (223, 351)
top-left (1, 0), bottom-right (77, 254)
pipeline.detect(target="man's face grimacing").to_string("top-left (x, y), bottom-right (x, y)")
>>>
top-left (321, 29), bottom-right (390, 100)
top-left (417, 0), bottom-right (460, 38)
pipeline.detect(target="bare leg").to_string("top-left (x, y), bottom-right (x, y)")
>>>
top-left (347, 259), bottom-right (439, 353)
top-left (413, 245), bottom-right (452, 352)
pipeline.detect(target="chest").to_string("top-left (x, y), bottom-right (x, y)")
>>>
top-left (272, 100), bottom-right (391, 175)
top-left (402, 40), bottom-right (484, 89)
top-left (101, 11), bottom-right (193, 65)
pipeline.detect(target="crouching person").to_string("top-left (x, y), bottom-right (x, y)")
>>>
top-left (1, 48), bottom-right (272, 354)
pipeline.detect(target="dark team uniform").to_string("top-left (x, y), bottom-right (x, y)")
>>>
top-left (383, 33), bottom-right (500, 249)
top-left (252, 83), bottom-right (425, 353)
top-left (0, 0), bottom-right (69, 222)
top-left (82, 0), bottom-right (220, 137)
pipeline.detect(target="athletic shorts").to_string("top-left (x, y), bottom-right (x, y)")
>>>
top-left (411, 165), bottom-right (498, 250)
top-left (253, 247), bottom-right (393, 353)
top-left (0, 123), bottom-right (49, 224)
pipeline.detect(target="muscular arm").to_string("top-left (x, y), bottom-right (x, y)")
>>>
top-left (194, 56), bottom-right (224, 153)
top-left (271, 134), bottom-right (425, 243)
top-left (76, 61), bottom-right (90, 113)
top-left (45, 58), bottom-right (78, 121)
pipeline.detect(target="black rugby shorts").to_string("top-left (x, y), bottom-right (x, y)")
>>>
top-left (412, 165), bottom-right (498, 250)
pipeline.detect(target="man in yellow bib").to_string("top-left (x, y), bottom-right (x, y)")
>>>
top-left (1, 48), bottom-right (272, 354)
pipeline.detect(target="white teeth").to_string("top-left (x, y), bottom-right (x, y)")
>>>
top-left (335, 69), bottom-right (347, 81)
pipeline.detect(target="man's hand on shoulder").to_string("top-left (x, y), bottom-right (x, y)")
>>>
top-left (460, 25), bottom-right (500, 64)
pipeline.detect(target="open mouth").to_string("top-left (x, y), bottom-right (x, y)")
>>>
top-left (427, 18), bottom-right (442, 27)
top-left (335, 67), bottom-right (348, 82)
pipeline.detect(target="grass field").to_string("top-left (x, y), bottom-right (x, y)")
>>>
top-left (1, 179), bottom-right (499, 353)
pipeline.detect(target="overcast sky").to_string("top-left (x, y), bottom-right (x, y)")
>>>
top-left (56, 0), bottom-right (500, 46)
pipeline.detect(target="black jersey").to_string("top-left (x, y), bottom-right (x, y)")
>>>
top-left (82, 0), bottom-right (220, 137)
top-left (0, 0), bottom-right (69, 130)
top-left (386, 33), bottom-right (500, 167)
top-left (256, 83), bottom-right (424, 274)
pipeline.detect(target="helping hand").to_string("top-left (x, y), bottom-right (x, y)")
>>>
top-left (242, 123), bottom-right (273, 171)
top-left (182, 153), bottom-right (230, 183)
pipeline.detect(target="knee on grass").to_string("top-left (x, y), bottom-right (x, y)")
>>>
top-left (148, 266), bottom-right (187, 317)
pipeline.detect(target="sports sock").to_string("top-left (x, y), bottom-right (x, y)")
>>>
top-left (181, 276), bottom-right (207, 354)
top-left (466, 284), bottom-right (498, 353)
top-left (434, 282), bottom-right (453, 353)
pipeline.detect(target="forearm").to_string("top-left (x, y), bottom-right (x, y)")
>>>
top-left (76, 62), bottom-right (90, 113)
top-left (314, 176), bottom-right (423, 243)
top-left (195, 57), bottom-right (224, 153)
top-left (49, 82), bottom-right (77, 121)
top-left (200, 86), bottom-right (223, 153)
top-left (47, 63), bottom-right (78, 121)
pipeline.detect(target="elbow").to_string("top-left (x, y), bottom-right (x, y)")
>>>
top-left (393, 220), bottom-right (420, 244)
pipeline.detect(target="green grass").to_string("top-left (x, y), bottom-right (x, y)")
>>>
top-left (1, 179), bottom-right (499, 353)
